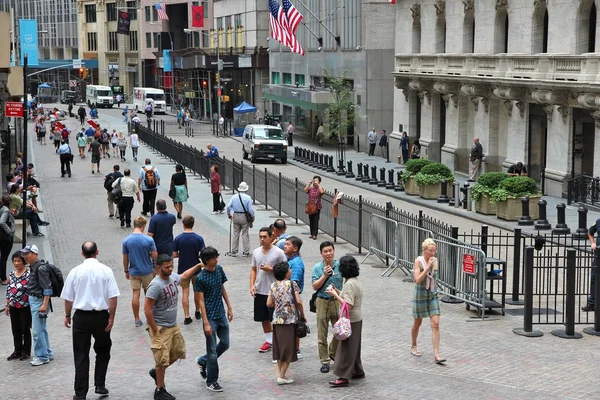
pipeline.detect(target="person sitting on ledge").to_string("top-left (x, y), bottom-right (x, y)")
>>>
top-left (507, 162), bottom-right (528, 176)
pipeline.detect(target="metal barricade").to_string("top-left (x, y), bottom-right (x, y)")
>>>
top-left (360, 215), bottom-right (399, 276)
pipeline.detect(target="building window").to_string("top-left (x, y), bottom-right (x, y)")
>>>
top-left (145, 6), bottom-right (151, 22)
top-left (146, 32), bottom-right (152, 48)
top-left (129, 31), bottom-right (138, 51)
top-left (109, 32), bottom-right (119, 51)
top-left (127, 2), bottom-right (138, 20)
top-left (217, 17), bottom-right (223, 29)
top-left (87, 32), bottom-right (97, 51)
top-left (152, 6), bottom-right (158, 21)
top-left (202, 2), bottom-right (209, 17)
top-left (463, 11), bottom-right (474, 53)
top-left (272, 72), bottom-right (280, 84)
top-left (85, 5), bottom-right (97, 23)
top-left (283, 73), bottom-right (292, 85)
top-left (435, 17), bottom-right (446, 53)
top-left (295, 74), bottom-right (305, 86)
top-left (494, 9), bottom-right (509, 53)
top-left (153, 32), bottom-right (160, 48)
top-left (194, 32), bottom-right (200, 47)
top-left (234, 13), bottom-right (242, 28)
top-left (412, 18), bottom-right (421, 53)
top-left (107, 3), bottom-right (118, 22)
top-left (202, 31), bottom-right (209, 47)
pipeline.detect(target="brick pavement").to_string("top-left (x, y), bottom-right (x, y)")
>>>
top-left (1, 106), bottom-right (598, 399)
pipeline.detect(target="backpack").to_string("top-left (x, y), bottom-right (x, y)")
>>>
top-left (104, 173), bottom-right (116, 191)
top-left (61, 129), bottom-right (69, 139)
top-left (101, 132), bottom-right (109, 144)
top-left (39, 125), bottom-right (46, 134)
top-left (143, 166), bottom-right (157, 189)
top-left (112, 178), bottom-right (123, 204)
top-left (37, 261), bottom-right (64, 298)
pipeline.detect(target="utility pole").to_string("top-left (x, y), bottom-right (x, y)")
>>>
top-left (21, 54), bottom-right (28, 248)
top-left (216, 31), bottom-right (222, 121)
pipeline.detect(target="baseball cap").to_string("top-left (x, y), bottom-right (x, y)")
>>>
top-left (21, 244), bottom-right (39, 254)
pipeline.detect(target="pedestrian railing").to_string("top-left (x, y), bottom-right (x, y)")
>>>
top-left (567, 174), bottom-right (600, 206)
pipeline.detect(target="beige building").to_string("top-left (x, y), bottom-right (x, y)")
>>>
top-left (392, 0), bottom-right (600, 197)
top-left (76, 0), bottom-right (141, 97)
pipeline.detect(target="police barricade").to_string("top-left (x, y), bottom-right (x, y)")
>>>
top-left (434, 237), bottom-right (488, 318)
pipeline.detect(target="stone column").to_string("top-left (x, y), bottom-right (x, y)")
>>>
top-left (545, 105), bottom-right (573, 197)
top-left (593, 112), bottom-right (600, 176)
top-left (441, 93), bottom-right (459, 171)
top-left (503, 100), bottom-right (529, 168)
top-left (96, 2), bottom-right (109, 86)
top-left (390, 81), bottom-right (411, 163)
top-left (418, 91), bottom-right (440, 161)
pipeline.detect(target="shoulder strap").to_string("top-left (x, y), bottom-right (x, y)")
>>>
top-left (238, 194), bottom-right (248, 213)
top-left (289, 281), bottom-right (303, 320)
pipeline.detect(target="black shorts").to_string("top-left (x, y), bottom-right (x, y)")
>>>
top-left (253, 294), bottom-right (274, 322)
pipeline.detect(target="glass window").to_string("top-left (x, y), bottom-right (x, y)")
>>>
top-left (225, 16), bottom-right (232, 28)
top-left (129, 31), bottom-right (138, 51)
top-left (271, 72), bottom-right (280, 84)
top-left (235, 14), bottom-right (242, 28)
top-left (295, 74), bottom-right (305, 86)
top-left (145, 6), bottom-right (151, 22)
top-left (283, 73), bottom-right (292, 85)
top-left (127, 1), bottom-right (138, 20)
top-left (107, 3), bottom-right (117, 22)
top-left (152, 7), bottom-right (158, 21)
top-left (202, 2), bottom-right (209, 17)
top-left (194, 32), bottom-right (200, 47)
top-left (146, 32), bottom-right (152, 48)
top-left (202, 31), bottom-right (209, 47)
top-left (254, 127), bottom-right (284, 139)
top-left (217, 17), bottom-right (223, 29)
top-left (85, 5), bottom-right (97, 23)
top-left (109, 32), bottom-right (119, 51)
top-left (153, 32), bottom-right (159, 48)
top-left (87, 32), bottom-right (97, 51)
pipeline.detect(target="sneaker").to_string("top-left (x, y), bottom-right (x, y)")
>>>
top-left (48, 355), bottom-right (54, 361)
top-left (272, 359), bottom-right (278, 364)
top-left (206, 382), bottom-right (223, 392)
top-left (211, 211), bottom-right (218, 215)
top-left (258, 342), bottom-right (272, 353)
top-left (154, 387), bottom-right (175, 400)
top-left (184, 317), bottom-right (193, 325)
top-left (229, 252), bottom-right (238, 257)
top-left (33, 233), bottom-right (45, 237)
top-left (320, 363), bottom-right (330, 373)
top-left (242, 252), bottom-right (250, 257)
top-left (135, 320), bottom-right (143, 327)
top-left (277, 377), bottom-right (294, 385)
top-left (197, 359), bottom-right (207, 379)
top-left (582, 304), bottom-right (595, 312)
top-left (109, 214), bottom-right (114, 218)
top-left (30, 357), bottom-right (49, 366)
top-left (19, 353), bottom-right (30, 361)
top-left (195, 311), bottom-right (201, 320)
top-left (296, 349), bottom-right (303, 359)
top-left (7, 352), bottom-right (20, 361)
top-left (95, 386), bottom-right (109, 395)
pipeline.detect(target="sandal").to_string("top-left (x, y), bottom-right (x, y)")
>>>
top-left (434, 356), bottom-right (446, 364)
top-left (410, 346), bottom-right (421, 357)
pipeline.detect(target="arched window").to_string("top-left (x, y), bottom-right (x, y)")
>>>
top-left (494, 9), bottom-right (509, 53)
top-left (577, 0), bottom-right (598, 53)
top-left (435, 17), bottom-right (446, 53)
top-left (463, 11), bottom-right (474, 53)
top-left (532, 4), bottom-right (549, 53)
top-left (412, 18), bottom-right (421, 53)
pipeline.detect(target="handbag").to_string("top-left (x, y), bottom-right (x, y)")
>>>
top-left (219, 194), bottom-right (226, 211)
top-left (238, 194), bottom-right (254, 227)
top-left (305, 201), bottom-right (318, 216)
top-left (309, 272), bottom-right (329, 313)
top-left (68, 145), bottom-right (74, 162)
top-left (111, 178), bottom-right (123, 204)
top-left (333, 302), bottom-right (352, 341)
top-left (289, 282), bottom-right (308, 338)
top-left (168, 186), bottom-right (175, 199)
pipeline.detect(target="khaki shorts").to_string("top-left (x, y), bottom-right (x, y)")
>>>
top-left (180, 274), bottom-right (196, 289)
top-left (129, 273), bottom-right (153, 290)
top-left (148, 325), bottom-right (186, 367)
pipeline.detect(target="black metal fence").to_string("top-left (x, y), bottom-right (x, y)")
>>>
top-left (567, 174), bottom-right (600, 206)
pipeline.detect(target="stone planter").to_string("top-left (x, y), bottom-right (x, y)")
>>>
top-left (418, 183), bottom-right (442, 200)
top-left (404, 177), bottom-right (419, 195)
top-left (496, 195), bottom-right (541, 221)
top-left (475, 194), bottom-right (496, 215)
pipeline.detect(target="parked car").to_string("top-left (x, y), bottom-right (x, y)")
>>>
top-left (242, 124), bottom-right (288, 164)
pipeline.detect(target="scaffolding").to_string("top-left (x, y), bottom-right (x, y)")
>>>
top-left (158, 67), bottom-right (211, 120)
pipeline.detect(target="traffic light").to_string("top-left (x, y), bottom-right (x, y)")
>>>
top-left (79, 68), bottom-right (84, 78)
top-left (202, 80), bottom-right (207, 88)
top-left (215, 73), bottom-right (219, 85)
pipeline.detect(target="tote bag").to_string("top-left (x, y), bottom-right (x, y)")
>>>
top-left (333, 302), bottom-right (352, 341)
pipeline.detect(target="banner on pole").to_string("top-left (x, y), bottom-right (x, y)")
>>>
top-left (19, 19), bottom-right (39, 66)
top-left (163, 50), bottom-right (173, 72)
top-left (191, 6), bottom-right (204, 28)
top-left (117, 11), bottom-right (131, 35)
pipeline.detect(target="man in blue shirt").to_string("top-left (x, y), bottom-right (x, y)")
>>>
top-left (226, 182), bottom-right (255, 257)
top-left (148, 199), bottom-right (176, 256)
top-left (85, 125), bottom-right (95, 149)
top-left (57, 140), bottom-right (72, 177)
top-left (173, 215), bottom-right (206, 324)
top-left (194, 247), bottom-right (233, 393)
top-left (311, 241), bottom-right (343, 373)
top-left (122, 216), bottom-right (158, 327)
top-left (205, 144), bottom-right (218, 158)
top-left (284, 236), bottom-right (305, 359)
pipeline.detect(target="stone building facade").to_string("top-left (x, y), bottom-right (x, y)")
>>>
top-left (392, 0), bottom-right (600, 197)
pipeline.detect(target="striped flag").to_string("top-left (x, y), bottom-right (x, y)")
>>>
top-left (154, 3), bottom-right (169, 20)
top-left (268, 0), bottom-right (288, 46)
top-left (282, 0), bottom-right (302, 34)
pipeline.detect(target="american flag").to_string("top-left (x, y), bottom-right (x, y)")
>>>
top-left (154, 3), bottom-right (169, 21)
top-left (388, 0), bottom-right (396, 3)
top-left (282, 0), bottom-right (302, 34)
top-left (268, 0), bottom-right (288, 46)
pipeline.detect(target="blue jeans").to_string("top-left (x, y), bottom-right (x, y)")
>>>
top-left (197, 314), bottom-right (230, 385)
top-left (29, 296), bottom-right (53, 360)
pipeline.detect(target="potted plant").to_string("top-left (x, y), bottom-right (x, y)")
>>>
top-left (491, 176), bottom-right (541, 221)
top-left (414, 162), bottom-right (455, 200)
top-left (401, 159), bottom-right (433, 195)
top-left (471, 172), bottom-right (510, 215)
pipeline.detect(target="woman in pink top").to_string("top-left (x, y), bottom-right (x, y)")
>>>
top-left (304, 176), bottom-right (324, 240)
top-left (210, 165), bottom-right (222, 215)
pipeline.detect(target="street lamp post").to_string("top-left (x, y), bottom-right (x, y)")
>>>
top-left (21, 54), bottom-right (28, 247)
top-left (150, 22), bottom-right (175, 112)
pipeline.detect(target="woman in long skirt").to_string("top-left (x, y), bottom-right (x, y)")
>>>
top-left (170, 164), bottom-right (188, 219)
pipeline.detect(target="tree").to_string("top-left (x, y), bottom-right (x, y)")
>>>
top-left (324, 71), bottom-right (355, 141)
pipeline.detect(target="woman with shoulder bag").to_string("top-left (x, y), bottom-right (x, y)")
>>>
top-left (304, 176), bottom-right (324, 240)
top-left (0, 195), bottom-right (16, 284)
top-left (325, 255), bottom-right (364, 387)
top-left (410, 139), bottom-right (421, 159)
top-left (267, 261), bottom-right (305, 385)
top-left (170, 164), bottom-right (188, 219)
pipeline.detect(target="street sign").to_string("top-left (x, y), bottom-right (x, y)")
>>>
top-left (5, 102), bottom-right (24, 118)
top-left (69, 80), bottom-right (77, 88)
top-left (462, 254), bottom-right (475, 275)
top-left (217, 88), bottom-right (222, 97)
top-left (73, 59), bottom-right (83, 69)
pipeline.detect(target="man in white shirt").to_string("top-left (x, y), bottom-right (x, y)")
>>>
top-left (61, 241), bottom-right (120, 400)
top-left (367, 127), bottom-right (377, 156)
top-left (218, 115), bottom-right (225, 136)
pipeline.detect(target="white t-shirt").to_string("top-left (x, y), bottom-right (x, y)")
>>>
top-left (60, 258), bottom-right (120, 311)
top-left (130, 133), bottom-right (139, 147)
top-left (251, 246), bottom-right (287, 295)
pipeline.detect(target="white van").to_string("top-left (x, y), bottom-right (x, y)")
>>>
top-left (242, 124), bottom-right (288, 164)
top-left (86, 85), bottom-right (114, 108)
top-left (133, 87), bottom-right (166, 114)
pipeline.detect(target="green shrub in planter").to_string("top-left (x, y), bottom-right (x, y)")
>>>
top-left (471, 172), bottom-right (510, 202)
top-left (489, 176), bottom-right (540, 204)
top-left (413, 162), bottom-right (455, 186)
top-left (401, 159), bottom-right (433, 183)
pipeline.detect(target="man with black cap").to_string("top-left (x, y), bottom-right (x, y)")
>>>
top-left (21, 244), bottom-right (54, 366)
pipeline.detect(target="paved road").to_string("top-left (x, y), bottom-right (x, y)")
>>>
top-left (2, 104), bottom-right (596, 399)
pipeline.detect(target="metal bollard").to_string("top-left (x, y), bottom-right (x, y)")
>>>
top-left (448, 181), bottom-right (456, 206)
top-left (394, 171), bottom-right (404, 192)
top-left (308, 151), bottom-right (315, 167)
top-left (535, 199), bottom-right (551, 230)
top-left (327, 156), bottom-right (336, 173)
top-left (460, 183), bottom-right (470, 209)
top-left (453, 182), bottom-right (460, 208)
top-left (513, 246), bottom-right (544, 338)
top-left (302, 148), bottom-right (308, 163)
top-left (437, 179), bottom-right (450, 203)
top-left (518, 197), bottom-right (534, 226)
top-left (386, 169), bottom-right (395, 189)
top-left (293, 147), bottom-right (299, 161)
top-left (369, 166), bottom-right (378, 185)
top-left (573, 204), bottom-right (589, 240)
top-left (317, 153), bottom-right (323, 169)
top-left (551, 249), bottom-right (583, 339)
top-left (356, 162), bottom-right (363, 181)
top-left (552, 203), bottom-right (571, 234)
top-left (362, 164), bottom-right (370, 183)
top-left (356, 136), bottom-right (360, 153)
top-left (337, 158), bottom-right (346, 175)
top-left (378, 168), bottom-right (386, 187)
top-left (346, 161), bottom-right (355, 178)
